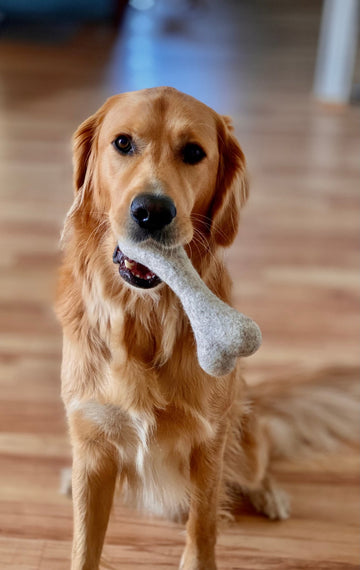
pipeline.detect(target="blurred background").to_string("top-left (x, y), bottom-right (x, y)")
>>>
top-left (0, 1), bottom-right (359, 568)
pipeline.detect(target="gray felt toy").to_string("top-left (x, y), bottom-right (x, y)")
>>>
top-left (118, 239), bottom-right (262, 377)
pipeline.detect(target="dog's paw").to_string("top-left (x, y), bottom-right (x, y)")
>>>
top-left (247, 477), bottom-right (290, 521)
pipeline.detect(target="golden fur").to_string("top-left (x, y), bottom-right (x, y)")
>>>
top-left (56, 87), bottom-right (359, 570)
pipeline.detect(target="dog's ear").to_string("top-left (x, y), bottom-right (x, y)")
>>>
top-left (60, 112), bottom-right (102, 246)
top-left (72, 112), bottom-right (100, 194)
top-left (209, 116), bottom-right (248, 247)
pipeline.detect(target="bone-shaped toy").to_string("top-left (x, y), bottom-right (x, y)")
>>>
top-left (118, 240), bottom-right (262, 377)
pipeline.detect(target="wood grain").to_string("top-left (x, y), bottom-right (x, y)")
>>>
top-left (0, 1), bottom-right (359, 568)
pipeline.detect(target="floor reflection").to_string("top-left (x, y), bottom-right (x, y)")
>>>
top-left (105, 0), bottom-right (251, 111)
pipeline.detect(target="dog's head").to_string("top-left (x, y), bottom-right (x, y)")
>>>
top-left (67, 87), bottom-right (248, 289)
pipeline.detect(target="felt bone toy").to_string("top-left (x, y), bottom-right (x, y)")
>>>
top-left (116, 240), bottom-right (262, 377)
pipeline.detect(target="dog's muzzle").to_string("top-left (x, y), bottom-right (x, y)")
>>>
top-left (114, 193), bottom-right (177, 289)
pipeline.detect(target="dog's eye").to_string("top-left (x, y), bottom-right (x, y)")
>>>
top-left (182, 143), bottom-right (206, 165)
top-left (113, 135), bottom-right (134, 154)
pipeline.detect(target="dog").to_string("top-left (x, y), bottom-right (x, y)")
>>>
top-left (56, 87), bottom-right (359, 570)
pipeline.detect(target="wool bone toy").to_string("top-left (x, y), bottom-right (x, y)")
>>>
top-left (118, 240), bottom-right (262, 377)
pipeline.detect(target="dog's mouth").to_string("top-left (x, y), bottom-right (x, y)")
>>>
top-left (113, 246), bottom-right (162, 289)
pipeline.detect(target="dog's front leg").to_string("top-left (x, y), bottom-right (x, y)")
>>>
top-left (70, 420), bottom-right (118, 570)
top-left (180, 421), bottom-right (228, 570)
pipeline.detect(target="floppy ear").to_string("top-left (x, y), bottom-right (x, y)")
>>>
top-left (73, 95), bottom-right (118, 194)
top-left (209, 116), bottom-right (248, 247)
top-left (60, 112), bottom-right (101, 245)
top-left (72, 112), bottom-right (100, 194)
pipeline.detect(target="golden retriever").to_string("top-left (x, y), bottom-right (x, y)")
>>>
top-left (56, 87), bottom-right (358, 570)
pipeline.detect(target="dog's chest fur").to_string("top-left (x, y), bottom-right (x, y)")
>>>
top-left (71, 396), bottom-right (214, 517)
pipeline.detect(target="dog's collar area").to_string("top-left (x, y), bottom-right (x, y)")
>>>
top-left (113, 245), bottom-right (162, 289)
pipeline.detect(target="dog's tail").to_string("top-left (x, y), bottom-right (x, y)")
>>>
top-left (250, 366), bottom-right (360, 461)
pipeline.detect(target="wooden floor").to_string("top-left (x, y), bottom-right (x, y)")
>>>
top-left (0, 1), bottom-right (359, 568)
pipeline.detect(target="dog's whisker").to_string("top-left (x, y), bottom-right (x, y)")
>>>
top-left (190, 212), bottom-right (233, 244)
top-left (191, 229), bottom-right (219, 267)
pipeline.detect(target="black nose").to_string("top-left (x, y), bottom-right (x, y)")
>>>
top-left (130, 193), bottom-right (177, 232)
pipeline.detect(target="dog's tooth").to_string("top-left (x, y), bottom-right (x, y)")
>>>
top-left (125, 259), bottom-right (136, 270)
